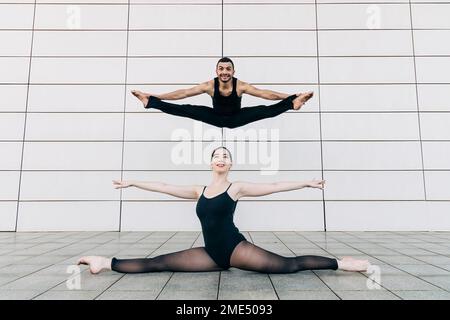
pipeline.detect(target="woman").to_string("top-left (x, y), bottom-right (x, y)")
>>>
top-left (78, 147), bottom-right (370, 274)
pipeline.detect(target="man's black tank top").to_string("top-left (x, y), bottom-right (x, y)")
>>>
top-left (211, 77), bottom-right (242, 115)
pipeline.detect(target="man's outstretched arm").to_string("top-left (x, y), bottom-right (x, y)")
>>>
top-left (241, 81), bottom-right (290, 100)
top-left (154, 82), bottom-right (210, 100)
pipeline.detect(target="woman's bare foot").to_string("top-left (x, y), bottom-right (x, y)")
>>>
top-left (292, 91), bottom-right (314, 110)
top-left (337, 256), bottom-right (371, 272)
top-left (131, 90), bottom-right (150, 108)
top-left (77, 256), bottom-right (112, 274)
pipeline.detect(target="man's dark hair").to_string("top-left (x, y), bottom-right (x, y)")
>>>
top-left (216, 57), bottom-right (234, 69)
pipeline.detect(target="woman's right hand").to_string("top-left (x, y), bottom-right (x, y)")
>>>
top-left (112, 180), bottom-right (133, 189)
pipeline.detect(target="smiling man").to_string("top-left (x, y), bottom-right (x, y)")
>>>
top-left (131, 57), bottom-right (313, 128)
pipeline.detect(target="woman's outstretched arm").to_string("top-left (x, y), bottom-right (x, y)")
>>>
top-left (234, 180), bottom-right (325, 199)
top-left (112, 180), bottom-right (203, 199)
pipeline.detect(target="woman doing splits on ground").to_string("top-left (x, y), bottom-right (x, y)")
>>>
top-left (78, 147), bottom-right (370, 275)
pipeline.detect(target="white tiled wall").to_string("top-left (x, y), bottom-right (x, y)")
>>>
top-left (1, 1), bottom-right (448, 231)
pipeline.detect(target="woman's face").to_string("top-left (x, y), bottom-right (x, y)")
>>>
top-left (210, 148), bottom-right (232, 173)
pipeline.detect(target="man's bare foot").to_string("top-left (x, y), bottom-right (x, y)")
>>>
top-left (77, 256), bottom-right (112, 274)
top-left (131, 90), bottom-right (149, 108)
top-left (337, 256), bottom-right (371, 272)
top-left (292, 91), bottom-right (314, 110)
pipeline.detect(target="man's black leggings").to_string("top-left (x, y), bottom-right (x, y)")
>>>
top-left (145, 94), bottom-right (297, 128)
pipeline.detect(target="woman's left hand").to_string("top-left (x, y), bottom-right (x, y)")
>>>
top-left (308, 180), bottom-right (325, 190)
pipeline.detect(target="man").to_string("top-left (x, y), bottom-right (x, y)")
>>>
top-left (131, 57), bottom-right (313, 128)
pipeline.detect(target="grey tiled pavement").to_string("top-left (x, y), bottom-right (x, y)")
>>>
top-left (0, 231), bottom-right (449, 300)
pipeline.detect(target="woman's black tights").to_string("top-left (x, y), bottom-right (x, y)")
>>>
top-left (110, 241), bottom-right (338, 274)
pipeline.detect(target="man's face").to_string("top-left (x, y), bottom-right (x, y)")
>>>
top-left (216, 62), bottom-right (234, 83)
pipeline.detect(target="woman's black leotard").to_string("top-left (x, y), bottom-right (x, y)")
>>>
top-left (196, 183), bottom-right (246, 269)
top-left (145, 77), bottom-right (297, 128)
